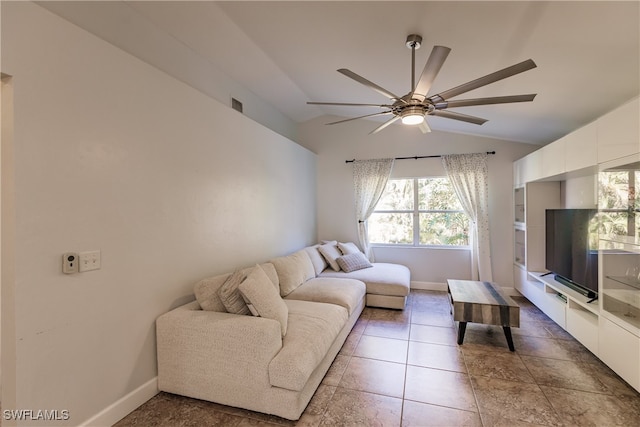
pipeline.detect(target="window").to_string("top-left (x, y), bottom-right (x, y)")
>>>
top-left (368, 177), bottom-right (469, 246)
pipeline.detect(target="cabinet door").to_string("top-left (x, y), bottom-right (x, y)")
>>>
top-left (597, 98), bottom-right (640, 163)
top-left (565, 121), bottom-right (597, 172)
top-left (522, 150), bottom-right (543, 183)
top-left (599, 316), bottom-right (640, 391)
top-left (541, 139), bottom-right (565, 178)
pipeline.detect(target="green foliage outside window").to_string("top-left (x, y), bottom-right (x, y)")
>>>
top-left (368, 177), bottom-right (469, 246)
top-left (598, 170), bottom-right (639, 238)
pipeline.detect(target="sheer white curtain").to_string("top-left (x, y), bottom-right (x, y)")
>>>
top-left (352, 158), bottom-right (395, 261)
top-left (442, 153), bottom-right (493, 282)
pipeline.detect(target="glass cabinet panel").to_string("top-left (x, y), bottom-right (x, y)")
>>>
top-left (599, 158), bottom-right (640, 332)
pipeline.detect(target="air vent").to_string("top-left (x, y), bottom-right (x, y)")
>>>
top-left (231, 98), bottom-right (243, 113)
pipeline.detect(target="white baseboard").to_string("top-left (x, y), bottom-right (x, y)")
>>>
top-left (79, 377), bottom-right (158, 427)
top-left (410, 281), bottom-right (447, 292)
top-left (410, 281), bottom-right (519, 296)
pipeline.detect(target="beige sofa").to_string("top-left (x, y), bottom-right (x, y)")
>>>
top-left (156, 243), bottom-right (410, 420)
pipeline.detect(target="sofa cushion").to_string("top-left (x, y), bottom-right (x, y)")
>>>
top-left (317, 242), bottom-right (342, 271)
top-left (284, 277), bottom-right (366, 316)
top-left (269, 299), bottom-right (348, 391)
top-left (319, 263), bottom-right (411, 297)
top-left (338, 241), bottom-right (362, 255)
top-left (304, 245), bottom-right (328, 276)
top-left (336, 252), bottom-right (373, 273)
top-left (217, 270), bottom-right (251, 315)
top-left (270, 250), bottom-right (316, 297)
top-left (194, 262), bottom-right (279, 312)
top-left (239, 265), bottom-right (289, 336)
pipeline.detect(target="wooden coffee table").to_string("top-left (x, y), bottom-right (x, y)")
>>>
top-left (447, 279), bottom-right (520, 351)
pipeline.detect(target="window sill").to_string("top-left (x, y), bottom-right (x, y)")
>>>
top-left (371, 244), bottom-right (470, 251)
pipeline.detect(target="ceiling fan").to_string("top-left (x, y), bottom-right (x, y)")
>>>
top-left (308, 34), bottom-right (537, 135)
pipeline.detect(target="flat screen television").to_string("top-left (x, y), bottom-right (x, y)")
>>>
top-left (545, 209), bottom-right (598, 299)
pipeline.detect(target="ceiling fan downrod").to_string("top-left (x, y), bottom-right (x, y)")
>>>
top-left (406, 34), bottom-right (423, 93)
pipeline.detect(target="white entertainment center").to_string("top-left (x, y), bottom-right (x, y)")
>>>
top-left (513, 97), bottom-right (640, 392)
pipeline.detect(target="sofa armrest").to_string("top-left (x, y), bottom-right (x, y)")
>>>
top-left (156, 302), bottom-right (283, 397)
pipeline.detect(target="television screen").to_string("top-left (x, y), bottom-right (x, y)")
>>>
top-left (545, 209), bottom-right (598, 297)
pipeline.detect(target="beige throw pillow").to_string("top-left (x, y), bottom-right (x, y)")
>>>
top-left (338, 241), bottom-right (362, 255)
top-left (217, 270), bottom-right (250, 315)
top-left (336, 252), bottom-right (373, 273)
top-left (318, 242), bottom-right (342, 271)
top-left (239, 265), bottom-right (289, 336)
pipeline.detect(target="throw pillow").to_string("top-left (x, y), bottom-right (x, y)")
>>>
top-left (318, 242), bottom-right (343, 271)
top-left (239, 265), bottom-right (289, 336)
top-left (217, 270), bottom-right (250, 315)
top-left (336, 252), bottom-right (373, 273)
top-left (338, 241), bottom-right (362, 255)
top-left (304, 245), bottom-right (328, 275)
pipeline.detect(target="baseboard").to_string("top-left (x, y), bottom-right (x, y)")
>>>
top-left (410, 281), bottom-right (447, 291)
top-left (411, 281), bottom-right (519, 296)
top-left (79, 377), bottom-right (158, 427)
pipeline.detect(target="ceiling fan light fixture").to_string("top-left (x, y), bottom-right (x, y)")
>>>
top-left (400, 106), bottom-right (426, 125)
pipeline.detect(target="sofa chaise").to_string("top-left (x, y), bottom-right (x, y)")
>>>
top-left (156, 242), bottom-right (410, 420)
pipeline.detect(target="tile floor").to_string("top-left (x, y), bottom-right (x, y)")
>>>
top-left (115, 290), bottom-right (640, 426)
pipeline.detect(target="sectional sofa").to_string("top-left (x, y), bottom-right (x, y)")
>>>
top-left (156, 241), bottom-right (410, 420)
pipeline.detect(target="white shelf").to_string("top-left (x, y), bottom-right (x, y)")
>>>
top-left (529, 272), bottom-right (600, 316)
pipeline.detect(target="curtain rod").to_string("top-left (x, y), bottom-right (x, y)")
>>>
top-left (345, 151), bottom-right (496, 164)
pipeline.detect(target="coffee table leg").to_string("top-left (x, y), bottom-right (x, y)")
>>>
top-left (457, 322), bottom-right (467, 345)
top-left (503, 326), bottom-right (515, 352)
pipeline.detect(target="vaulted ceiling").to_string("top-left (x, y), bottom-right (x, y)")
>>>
top-left (38, 1), bottom-right (639, 145)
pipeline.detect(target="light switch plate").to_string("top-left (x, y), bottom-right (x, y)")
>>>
top-left (79, 250), bottom-right (101, 272)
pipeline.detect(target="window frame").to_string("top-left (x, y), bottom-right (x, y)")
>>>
top-left (369, 176), bottom-right (470, 248)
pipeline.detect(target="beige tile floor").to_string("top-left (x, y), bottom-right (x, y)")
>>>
top-left (115, 290), bottom-right (640, 426)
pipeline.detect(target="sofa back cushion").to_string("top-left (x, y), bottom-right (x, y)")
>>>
top-left (194, 262), bottom-right (279, 312)
top-left (270, 250), bottom-right (316, 297)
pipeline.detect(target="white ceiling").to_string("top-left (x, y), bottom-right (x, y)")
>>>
top-left (38, 1), bottom-right (639, 145)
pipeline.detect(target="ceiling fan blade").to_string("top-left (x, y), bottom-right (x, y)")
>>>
top-left (326, 110), bottom-right (393, 126)
top-left (429, 59), bottom-right (537, 102)
top-left (431, 110), bottom-right (488, 125)
top-left (369, 115), bottom-right (401, 135)
top-left (338, 68), bottom-right (404, 102)
top-left (418, 120), bottom-right (431, 134)
top-left (308, 101), bottom-right (394, 108)
top-left (435, 94), bottom-right (537, 109)
top-left (412, 46), bottom-right (451, 101)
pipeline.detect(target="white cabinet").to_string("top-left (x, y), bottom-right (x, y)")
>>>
top-left (526, 272), bottom-right (600, 355)
top-left (599, 316), bottom-right (640, 391)
top-left (512, 182), bottom-right (561, 273)
top-left (514, 150), bottom-right (542, 186)
top-left (597, 98), bottom-right (640, 163)
top-left (565, 121), bottom-right (597, 172)
top-left (541, 138), bottom-right (565, 178)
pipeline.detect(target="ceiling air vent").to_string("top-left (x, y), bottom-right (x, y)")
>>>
top-left (231, 98), bottom-right (243, 113)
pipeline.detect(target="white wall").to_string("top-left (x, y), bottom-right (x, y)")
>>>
top-left (1, 2), bottom-right (316, 425)
top-left (297, 116), bottom-right (536, 288)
